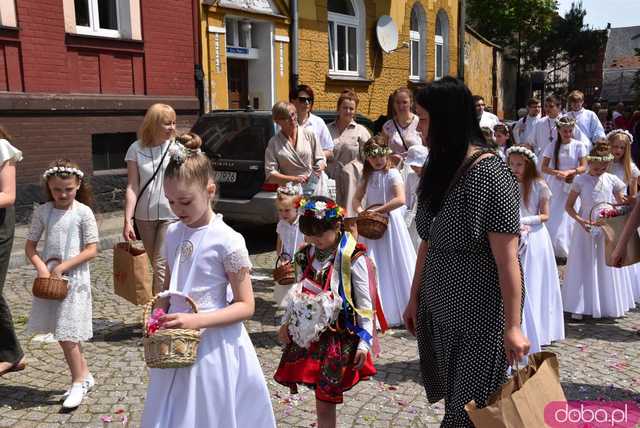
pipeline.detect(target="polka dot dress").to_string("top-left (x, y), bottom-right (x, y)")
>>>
top-left (415, 153), bottom-right (523, 428)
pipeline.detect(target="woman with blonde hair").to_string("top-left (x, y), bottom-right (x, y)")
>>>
top-left (123, 103), bottom-right (178, 294)
top-left (382, 87), bottom-right (422, 166)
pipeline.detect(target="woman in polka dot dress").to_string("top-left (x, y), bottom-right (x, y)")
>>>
top-left (403, 78), bottom-right (529, 427)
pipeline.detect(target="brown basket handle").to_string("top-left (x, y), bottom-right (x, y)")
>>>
top-left (363, 204), bottom-right (388, 216)
top-left (142, 292), bottom-right (199, 337)
top-left (588, 202), bottom-right (629, 225)
top-left (275, 252), bottom-right (292, 268)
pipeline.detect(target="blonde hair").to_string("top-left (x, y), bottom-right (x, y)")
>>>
top-left (362, 135), bottom-right (392, 188)
top-left (43, 159), bottom-right (93, 207)
top-left (275, 192), bottom-right (300, 209)
top-left (568, 90), bottom-right (584, 102)
top-left (608, 132), bottom-right (633, 183)
top-left (272, 101), bottom-right (294, 121)
top-left (138, 104), bottom-right (176, 147)
top-left (164, 132), bottom-right (214, 189)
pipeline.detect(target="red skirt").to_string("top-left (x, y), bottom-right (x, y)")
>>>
top-left (274, 328), bottom-right (376, 403)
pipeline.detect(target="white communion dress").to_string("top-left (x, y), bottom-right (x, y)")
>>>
top-left (543, 139), bottom-right (588, 258)
top-left (561, 173), bottom-right (636, 318)
top-left (518, 180), bottom-right (564, 347)
top-left (142, 214), bottom-right (275, 428)
top-left (359, 168), bottom-right (416, 327)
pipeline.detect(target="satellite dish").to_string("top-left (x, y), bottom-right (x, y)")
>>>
top-left (376, 15), bottom-right (398, 53)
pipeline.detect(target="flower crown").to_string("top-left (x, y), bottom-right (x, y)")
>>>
top-left (277, 182), bottom-right (303, 197)
top-left (556, 117), bottom-right (576, 128)
top-left (296, 197), bottom-right (345, 221)
top-left (169, 142), bottom-right (201, 165)
top-left (606, 129), bottom-right (634, 144)
top-left (363, 146), bottom-right (393, 159)
top-left (42, 166), bottom-right (84, 181)
top-left (586, 154), bottom-right (614, 162)
top-left (506, 146), bottom-right (538, 164)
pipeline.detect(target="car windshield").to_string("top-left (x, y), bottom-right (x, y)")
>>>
top-left (194, 114), bottom-right (273, 161)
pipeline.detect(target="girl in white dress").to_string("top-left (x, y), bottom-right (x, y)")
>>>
top-left (608, 129), bottom-right (640, 302)
top-left (541, 116), bottom-right (588, 258)
top-left (142, 133), bottom-right (275, 428)
top-left (562, 142), bottom-right (634, 319)
top-left (507, 147), bottom-right (564, 349)
top-left (404, 145), bottom-right (428, 251)
top-left (274, 183), bottom-right (305, 306)
top-left (26, 160), bottom-right (99, 410)
top-left (494, 123), bottom-right (514, 161)
top-left (353, 136), bottom-right (417, 327)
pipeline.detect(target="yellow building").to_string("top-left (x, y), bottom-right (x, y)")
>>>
top-left (200, 0), bottom-right (460, 119)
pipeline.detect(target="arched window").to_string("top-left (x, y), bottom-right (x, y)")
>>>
top-left (328, 0), bottom-right (365, 76)
top-left (409, 3), bottom-right (426, 81)
top-left (435, 10), bottom-right (449, 80)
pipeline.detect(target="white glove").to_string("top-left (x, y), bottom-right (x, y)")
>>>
top-left (520, 215), bottom-right (541, 225)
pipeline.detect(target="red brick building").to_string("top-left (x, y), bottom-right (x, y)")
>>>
top-left (0, 0), bottom-right (200, 220)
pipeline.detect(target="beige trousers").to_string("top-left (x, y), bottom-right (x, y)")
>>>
top-left (135, 219), bottom-right (174, 295)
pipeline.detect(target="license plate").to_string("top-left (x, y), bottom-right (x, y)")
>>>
top-left (214, 171), bottom-right (237, 183)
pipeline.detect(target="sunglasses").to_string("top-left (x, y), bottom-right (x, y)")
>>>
top-left (297, 96), bottom-right (313, 104)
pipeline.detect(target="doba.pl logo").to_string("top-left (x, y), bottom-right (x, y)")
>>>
top-left (545, 401), bottom-right (640, 427)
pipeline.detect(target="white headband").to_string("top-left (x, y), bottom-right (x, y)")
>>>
top-left (42, 166), bottom-right (84, 181)
top-left (506, 145), bottom-right (538, 164)
top-left (606, 129), bottom-right (634, 144)
top-left (586, 154), bottom-right (615, 162)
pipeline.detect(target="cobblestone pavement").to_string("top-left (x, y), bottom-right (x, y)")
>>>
top-left (1, 244), bottom-right (639, 427)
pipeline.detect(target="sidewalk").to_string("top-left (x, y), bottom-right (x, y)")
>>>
top-left (9, 210), bottom-right (125, 269)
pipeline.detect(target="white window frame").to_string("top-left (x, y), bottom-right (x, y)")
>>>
top-left (327, 0), bottom-right (365, 78)
top-left (75, 0), bottom-right (121, 38)
top-left (434, 34), bottom-right (444, 80)
top-left (409, 3), bottom-right (426, 81)
top-left (434, 10), bottom-right (449, 81)
top-left (225, 17), bottom-right (253, 49)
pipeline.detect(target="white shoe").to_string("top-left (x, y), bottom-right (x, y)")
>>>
top-left (62, 383), bottom-right (86, 409)
top-left (62, 373), bottom-right (94, 399)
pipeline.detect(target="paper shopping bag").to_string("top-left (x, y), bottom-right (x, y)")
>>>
top-left (601, 213), bottom-right (640, 267)
top-left (113, 242), bottom-right (152, 306)
top-left (465, 351), bottom-right (567, 428)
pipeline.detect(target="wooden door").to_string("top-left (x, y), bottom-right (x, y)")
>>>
top-left (227, 59), bottom-right (248, 109)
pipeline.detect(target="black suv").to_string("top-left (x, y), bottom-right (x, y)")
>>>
top-left (191, 109), bottom-right (374, 225)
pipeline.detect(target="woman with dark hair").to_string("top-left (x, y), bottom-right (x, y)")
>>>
top-left (403, 77), bottom-right (529, 427)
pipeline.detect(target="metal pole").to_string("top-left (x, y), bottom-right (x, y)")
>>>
top-left (290, 0), bottom-right (299, 92)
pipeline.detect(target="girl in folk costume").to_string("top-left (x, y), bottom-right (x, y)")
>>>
top-left (274, 196), bottom-right (386, 427)
top-left (541, 116), bottom-right (588, 258)
top-left (507, 147), bottom-right (564, 350)
top-left (404, 145), bottom-right (429, 251)
top-left (274, 182), bottom-right (305, 306)
top-left (353, 136), bottom-right (417, 327)
top-left (142, 133), bottom-right (275, 428)
top-left (26, 160), bottom-right (99, 409)
top-left (607, 129), bottom-right (640, 302)
top-left (562, 142), bottom-right (636, 319)
top-left (494, 123), bottom-right (514, 161)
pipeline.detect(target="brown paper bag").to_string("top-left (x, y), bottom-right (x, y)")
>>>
top-left (113, 242), bottom-right (152, 306)
top-left (601, 214), bottom-right (640, 267)
top-left (465, 351), bottom-right (566, 428)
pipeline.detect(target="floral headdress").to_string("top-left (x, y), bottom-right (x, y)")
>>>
top-left (363, 145), bottom-right (393, 159)
top-left (556, 116), bottom-right (576, 129)
top-left (606, 129), bottom-right (634, 144)
top-left (277, 182), bottom-right (303, 197)
top-left (168, 142), bottom-right (201, 165)
top-left (506, 145), bottom-right (537, 164)
top-left (296, 197), bottom-right (345, 221)
top-left (586, 153), bottom-right (614, 162)
top-left (42, 166), bottom-right (84, 181)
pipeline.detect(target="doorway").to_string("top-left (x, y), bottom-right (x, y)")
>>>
top-left (228, 59), bottom-right (248, 109)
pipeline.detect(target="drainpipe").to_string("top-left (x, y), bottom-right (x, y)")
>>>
top-left (193, 0), bottom-right (204, 114)
top-left (290, 0), bottom-right (299, 92)
top-left (457, 0), bottom-right (465, 81)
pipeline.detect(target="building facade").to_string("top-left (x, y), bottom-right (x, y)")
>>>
top-left (0, 0), bottom-right (200, 219)
top-left (200, 0), bottom-right (460, 119)
top-left (601, 25), bottom-right (640, 105)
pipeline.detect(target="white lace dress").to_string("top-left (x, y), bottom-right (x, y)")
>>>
top-left (26, 201), bottom-right (99, 342)
top-left (142, 214), bottom-right (275, 428)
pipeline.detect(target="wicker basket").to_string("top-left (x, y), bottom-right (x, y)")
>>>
top-left (273, 253), bottom-right (295, 285)
top-left (32, 277), bottom-right (68, 300)
top-left (356, 204), bottom-right (388, 240)
top-left (142, 293), bottom-right (201, 369)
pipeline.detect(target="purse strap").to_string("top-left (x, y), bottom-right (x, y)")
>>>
top-left (443, 148), bottom-right (495, 202)
top-left (392, 119), bottom-right (409, 151)
top-left (133, 141), bottom-right (172, 219)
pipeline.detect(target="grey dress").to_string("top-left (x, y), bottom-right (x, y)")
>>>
top-left (415, 155), bottom-right (523, 427)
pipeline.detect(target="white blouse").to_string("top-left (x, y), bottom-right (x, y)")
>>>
top-left (276, 217), bottom-right (306, 258)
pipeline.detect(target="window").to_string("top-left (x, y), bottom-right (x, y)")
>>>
top-left (328, 0), bottom-right (364, 77)
top-left (434, 10), bottom-right (449, 80)
top-left (225, 18), bottom-right (253, 48)
top-left (74, 0), bottom-right (121, 38)
top-left (92, 132), bottom-right (136, 172)
top-left (409, 3), bottom-right (426, 81)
